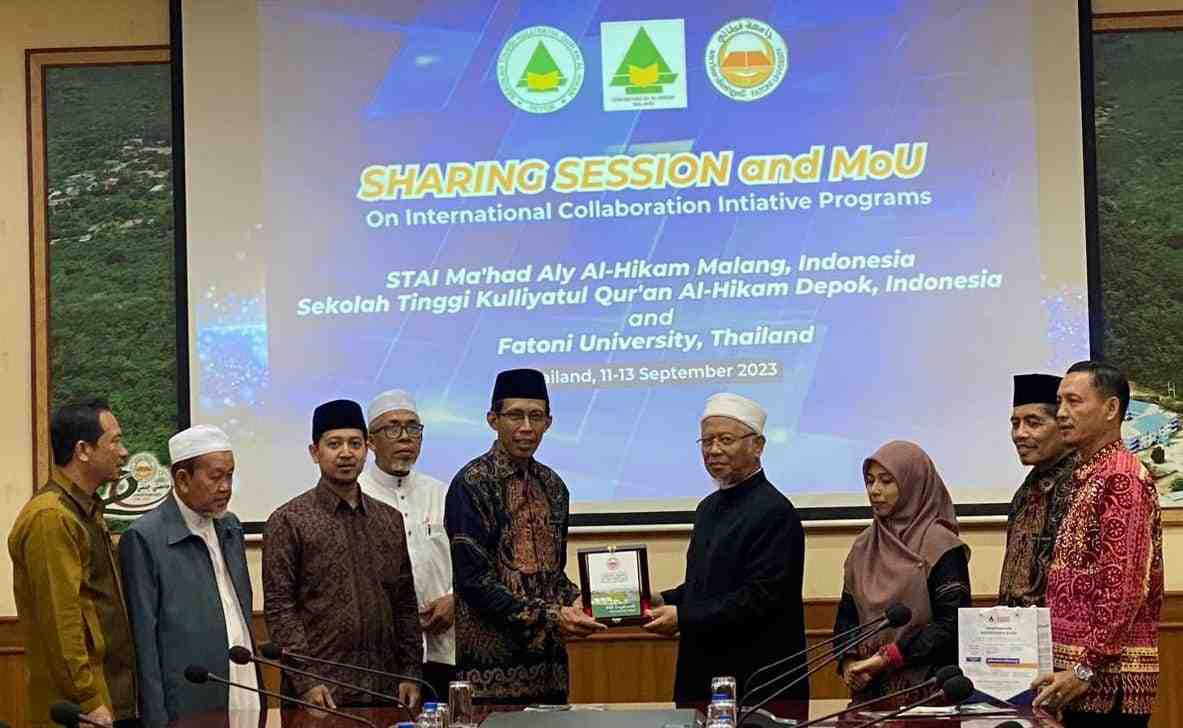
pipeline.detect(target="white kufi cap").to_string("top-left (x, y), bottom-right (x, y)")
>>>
top-left (168, 424), bottom-right (233, 463)
top-left (367, 388), bottom-right (418, 425)
top-left (701, 392), bottom-right (767, 435)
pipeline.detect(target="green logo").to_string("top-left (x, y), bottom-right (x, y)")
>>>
top-left (498, 26), bottom-right (584, 114)
top-left (518, 41), bottom-right (567, 92)
top-left (610, 27), bottom-right (677, 94)
top-left (600, 19), bottom-right (687, 112)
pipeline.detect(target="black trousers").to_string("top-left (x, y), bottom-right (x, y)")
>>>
top-left (1063, 692), bottom-right (1150, 728)
top-left (423, 661), bottom-right (457, 705)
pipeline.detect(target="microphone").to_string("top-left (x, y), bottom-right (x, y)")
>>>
top-left (48, 703), bottom-right (106, 728)
top-left (184, 664), bottom-right (376, 728)
top-left (994, 722), bottom-right (1023, 728)
top-left (744, 604), bottom-right (911, 695)
top-left (740, 605), bottom-right (913, 717)
top-left (258, 642), bottom-right (438, 702)
top-left (229, 646), bottom-right (412, 723)
top-left (845, 675), bottom-right (975, 728)
top-left (781, 666), bottom-right (964, 728)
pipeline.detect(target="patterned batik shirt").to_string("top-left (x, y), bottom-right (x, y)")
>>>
top-left (998, 452), bottom-right (1077, 607)
top-left (263, 481), bottom-right (423, 705)
top-left (444, 442), bottom-right (580, 704)
top-left (1046, 441), bottom-right (1163, 715)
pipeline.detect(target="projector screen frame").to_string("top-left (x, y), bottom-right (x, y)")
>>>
top-left (169, 0), bottom-right (1100, 531)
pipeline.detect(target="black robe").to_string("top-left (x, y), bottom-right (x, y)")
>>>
top-left (662, 469), bottom-right (808, 705)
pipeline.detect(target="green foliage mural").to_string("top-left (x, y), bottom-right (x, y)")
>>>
top-left (45, 64), bottom-right (178, 524)
top-left (1094, 31), bottom-right (1183, 504)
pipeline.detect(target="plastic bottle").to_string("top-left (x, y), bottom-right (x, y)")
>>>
top-left (416, 701), bottom-right (440, 728)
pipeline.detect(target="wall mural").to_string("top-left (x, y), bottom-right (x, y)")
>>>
top-left (1094, 29), bottom-right (1183, 506)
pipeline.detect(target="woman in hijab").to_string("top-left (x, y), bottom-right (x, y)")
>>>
top-left (834, 441), bottom-right (971, 705)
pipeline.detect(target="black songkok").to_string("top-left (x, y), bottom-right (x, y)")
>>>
top-left (312, 399), bottom-right (368, 442)
top-left (491, 368), bottom-right (549, 408)
top-left (1013, 373), bottom-right (1062, 407)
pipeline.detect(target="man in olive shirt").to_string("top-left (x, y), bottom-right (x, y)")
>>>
top-left (8, 399), bottom-right (137, 727)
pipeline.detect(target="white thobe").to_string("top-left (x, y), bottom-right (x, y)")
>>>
top-left (359, 465), bottom-right (455, 665)
top-left (174, 493), bottom-right (260, 709)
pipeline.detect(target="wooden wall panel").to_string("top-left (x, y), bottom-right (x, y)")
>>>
top-left (567, 629), bottom-right (677, 703)
top-left (1, 599), bottom-right (1180, 728)
top-left (1, 647), bottom-right (29, 727)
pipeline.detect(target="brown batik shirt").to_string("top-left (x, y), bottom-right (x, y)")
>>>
top-left (263, 480), bottom-right (423, 705)
top-left (444, 441), bottom-right (580, 704)
top-left (998, 452), bottom-right (1076, 607)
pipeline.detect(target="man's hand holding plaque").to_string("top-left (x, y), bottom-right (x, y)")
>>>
top-left (559, 604), bottom-right (608, 638)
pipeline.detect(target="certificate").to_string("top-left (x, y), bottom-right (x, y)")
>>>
top-left (958, 607), bottom-right (1053, 701)
top-left (577, 545), bottom-right (651, 626)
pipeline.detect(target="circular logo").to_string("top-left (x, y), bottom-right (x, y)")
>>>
top-left (606, 555), bottom-right (620, 571)
top-left (705, 19), bottom-right (788, 102)
top-left (497, 26), bottom-right (585, 114)
top-left (101, 451), bottom-right (174, 519)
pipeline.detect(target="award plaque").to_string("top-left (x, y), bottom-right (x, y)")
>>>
top-left (577, 544), bottom-right (651, 626)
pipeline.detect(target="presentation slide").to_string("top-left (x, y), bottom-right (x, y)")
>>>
top-left (180, 0), bottom-right (1091, 523)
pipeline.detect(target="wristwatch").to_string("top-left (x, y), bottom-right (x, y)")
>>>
top-left (1072, 663), bottom-right (1094, 683)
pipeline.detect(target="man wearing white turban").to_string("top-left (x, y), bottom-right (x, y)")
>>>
top-left (119, 425), bottom-right (261, 727)
top-left (642, 393), bottom-right (808, 707)
top-left (358, 389), bottom-right (456, 700)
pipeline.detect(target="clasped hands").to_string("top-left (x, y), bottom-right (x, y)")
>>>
top-left (840, 654), bottom-right (888, 692)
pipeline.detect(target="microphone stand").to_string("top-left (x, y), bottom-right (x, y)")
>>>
top-left (186, 668), bottom-right (377, 728)
top-left (740, 619), bottom-right (894, 717)
top-left (844, 683), bottom-right (967, 728)
top-left (262, 644), bottom-right (439, 702)
top-left (743, 617), bottom-right (885, 695)
top-left (232, 650), bottom-right (413, 723)
top-left (788, 668), bottom-right (962, 728)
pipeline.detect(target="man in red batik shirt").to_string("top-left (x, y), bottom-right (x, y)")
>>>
top-left (1032, 361), bottom-right (1163, 728)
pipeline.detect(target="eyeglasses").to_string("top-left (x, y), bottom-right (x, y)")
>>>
top-left (697, 433), bottom-right (757, 449)
top-left (496, 410), bottom-right (549, 427)
top-left (372, 423), bottom-right (424, 440)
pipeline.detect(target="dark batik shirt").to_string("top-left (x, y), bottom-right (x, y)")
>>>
top-left (263, 481), bottom-right (423, 705)
top-left (998, 452), bottom-right (1076, 607)
top-left (444, 442), bottom-right (580, 704)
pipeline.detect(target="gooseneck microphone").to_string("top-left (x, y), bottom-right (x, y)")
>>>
top-left (845, 675), bottom-right (976, 728)
top-left (229, 646), bottom-right (412, 723)
top-left (184, 664), bottom-right (377, 728)
top-left (258, 642), bottom-right (438, 702)
top-left (744, 603), bottom-right (912, 696)
top-left (739, 604), bottom-right (913, 723)
top-left (49, 703), bottom-right (106, 728)
top-left (784, 665), bottom-right (964, 728)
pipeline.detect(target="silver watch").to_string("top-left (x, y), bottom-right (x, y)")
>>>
top-left (1072, 663), bottom-right (1094, 683)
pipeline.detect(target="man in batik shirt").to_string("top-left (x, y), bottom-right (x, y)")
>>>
top-left (263, 399), bottom-right (423, 712)
top-left (999, 373), bottom-right (1076, 607)
top-left (1032, 361), bottom-right (1163, 728)
top-left (444, 369), bottom-right (605, 705)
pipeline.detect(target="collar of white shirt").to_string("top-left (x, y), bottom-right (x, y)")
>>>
top-left (174, 490), bottom-right (216, 537)
top-left (365, 463), bottom-right (417, 490)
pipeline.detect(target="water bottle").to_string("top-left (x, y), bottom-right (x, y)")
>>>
top-left (706, 694), bottom-right (737, 728)
top-left (416, 701), bottom-right (440, 728)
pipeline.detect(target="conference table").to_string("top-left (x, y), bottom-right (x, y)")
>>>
top-left (171, 700), bottom-right (1059, 728)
